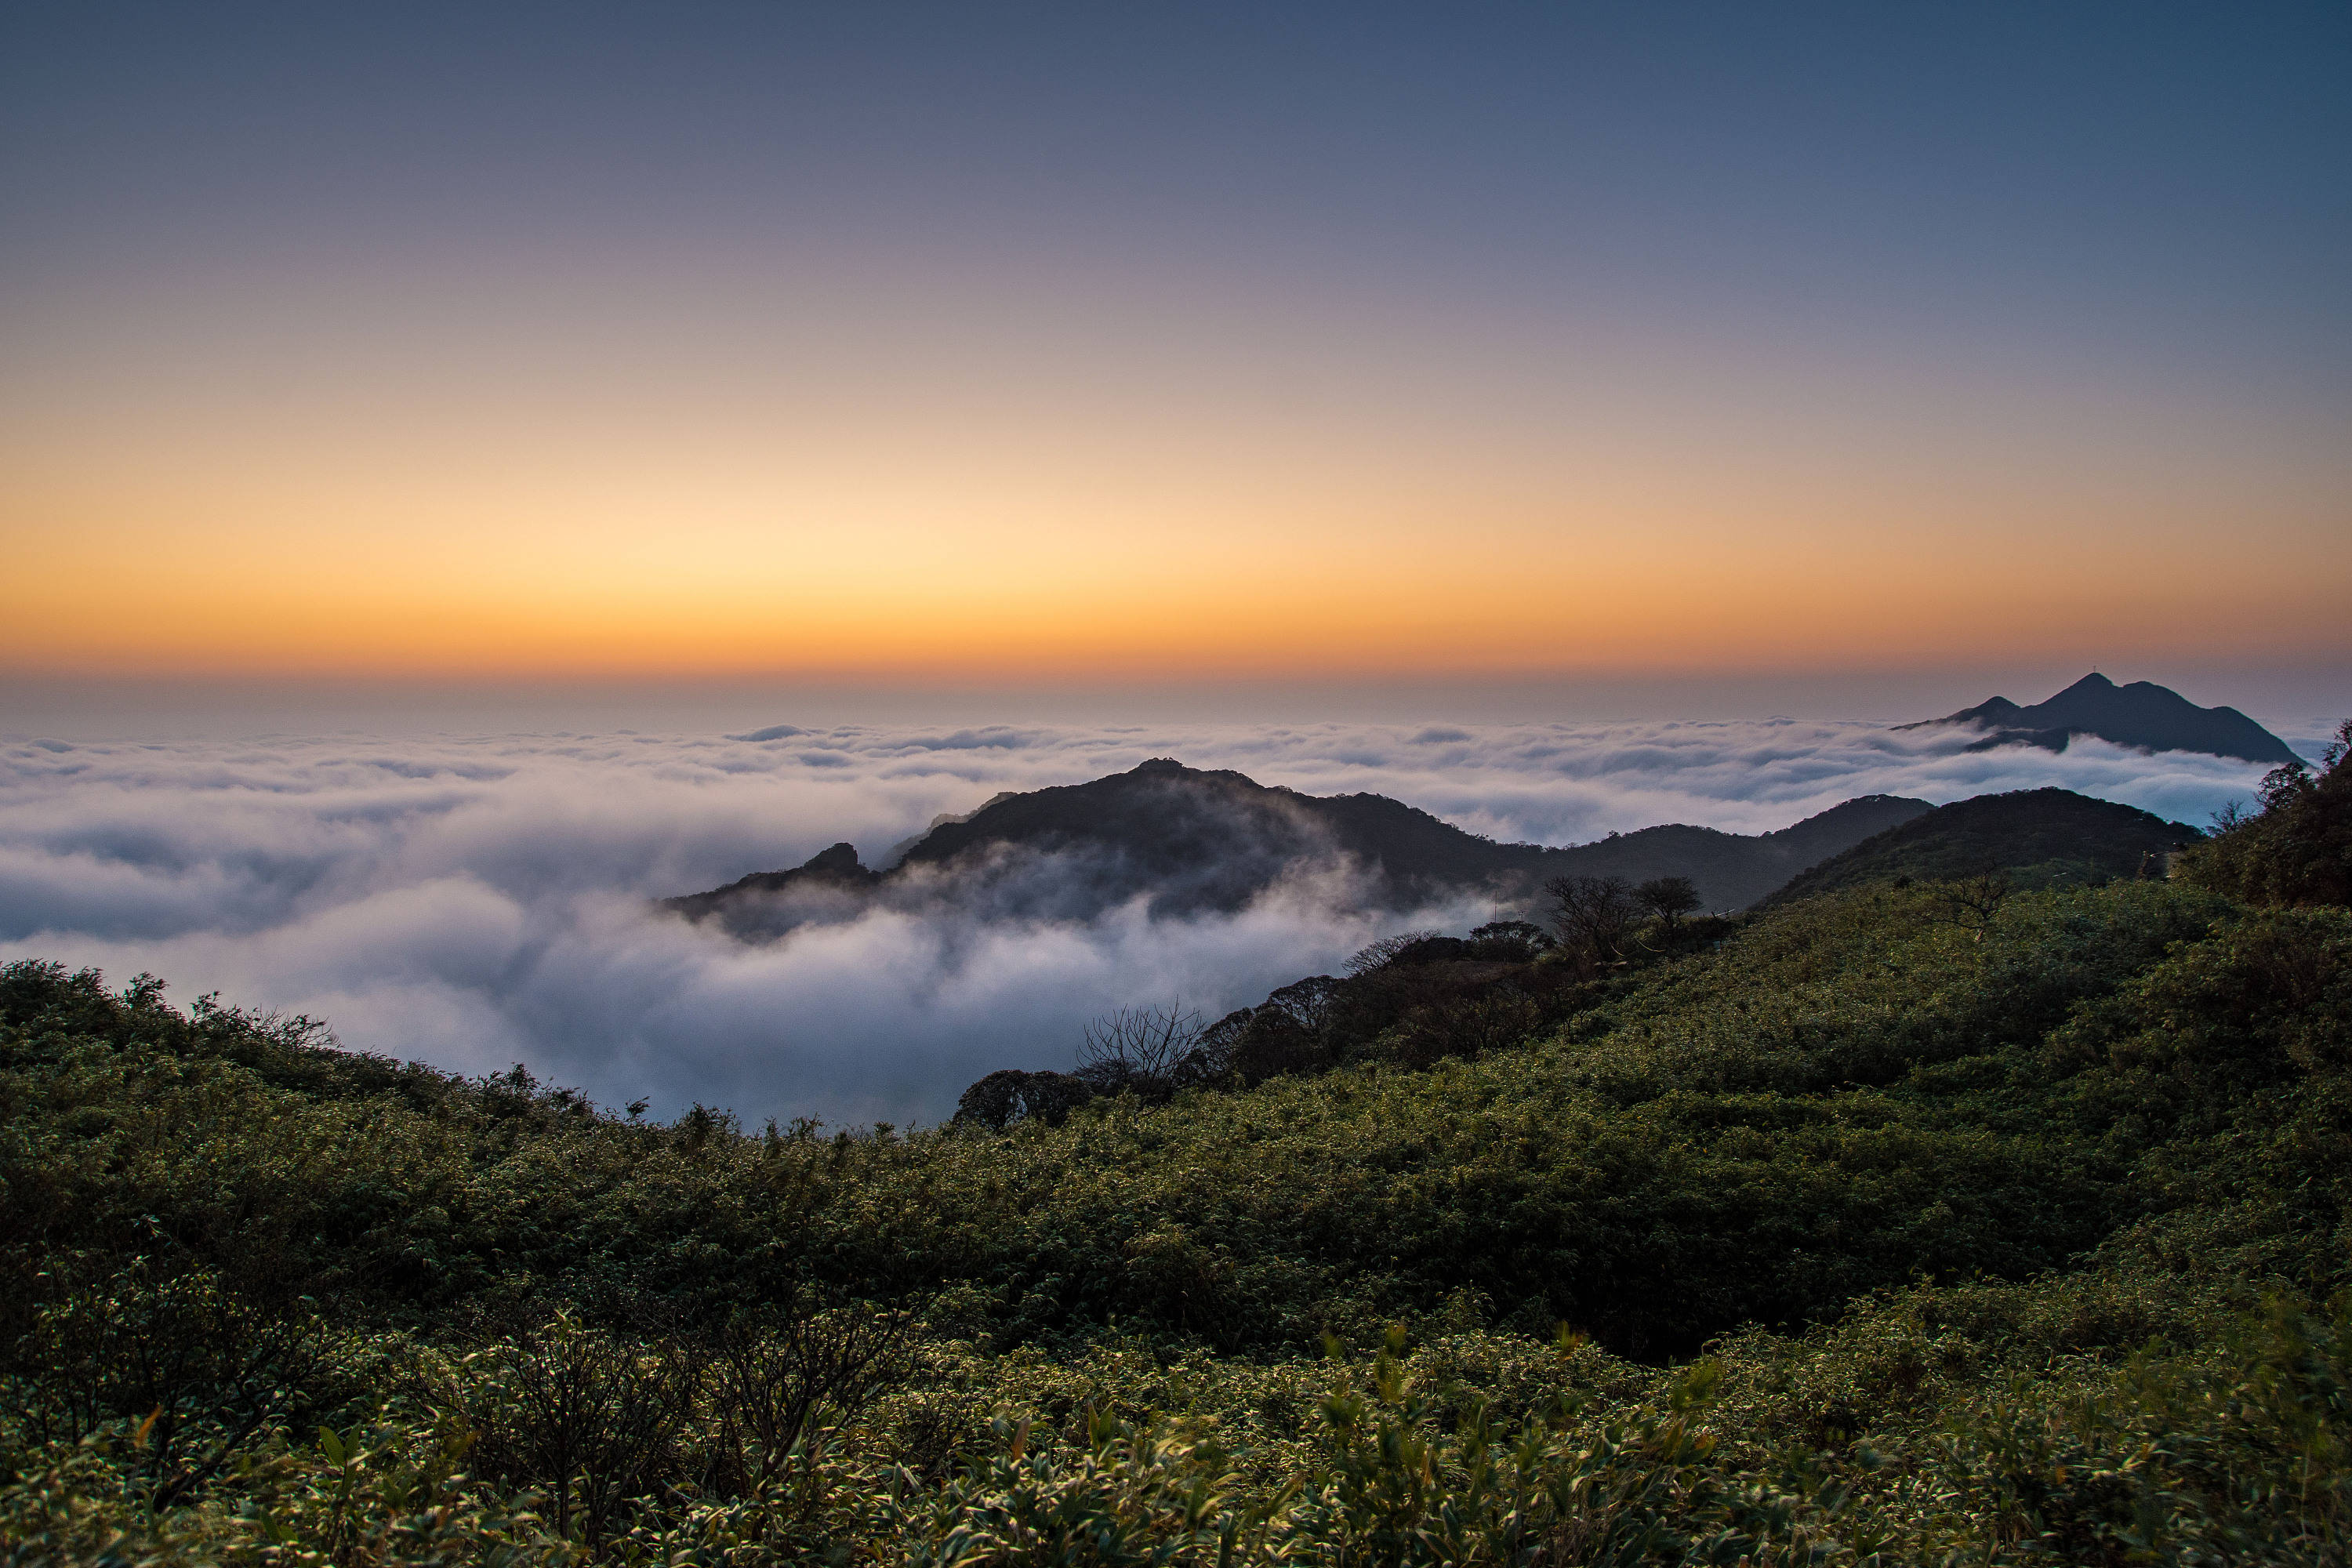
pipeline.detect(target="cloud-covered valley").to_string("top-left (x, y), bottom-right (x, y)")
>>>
top-left (0, 717), bottom-right (2300, 1125)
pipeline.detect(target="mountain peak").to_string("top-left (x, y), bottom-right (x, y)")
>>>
top-left (1899, 673), bottom-right (2298, 766)
top-left (802, 842), bottom-right (866, 877)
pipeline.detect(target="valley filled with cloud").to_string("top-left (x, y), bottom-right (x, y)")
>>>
top-left (0, 717), bottom-right (2301, 1125)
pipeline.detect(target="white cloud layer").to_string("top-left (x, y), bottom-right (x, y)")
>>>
top-left (0, 718), bottom-right (2292, 1125)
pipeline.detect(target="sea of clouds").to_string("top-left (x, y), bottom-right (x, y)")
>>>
top-left (0, 717), bottom-right (2314, 1126)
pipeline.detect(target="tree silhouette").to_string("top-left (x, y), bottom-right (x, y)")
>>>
top-left (1544, 874), bottom-right (1636, 963)
top-left (1076, 1000), bottom-right (1205, 1097)
top-left (1634, 876), bottom-right (1702, 932)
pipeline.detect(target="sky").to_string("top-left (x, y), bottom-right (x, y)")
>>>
top-left (4, 2), bottom-right (2349, 712)
top-left (1, 717), bottom-right (2310, 1125)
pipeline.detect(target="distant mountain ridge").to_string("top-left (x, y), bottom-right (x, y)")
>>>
top-left (1898, 672), bottom-right (2299, 765)
top-left (1757, 787), bottom-right (2204, 908)
top-left (664, 758), bottom-right (1935, 938)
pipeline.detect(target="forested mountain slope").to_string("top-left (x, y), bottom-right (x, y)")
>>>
top-left (1758, 786), bottom-right (2202, 906)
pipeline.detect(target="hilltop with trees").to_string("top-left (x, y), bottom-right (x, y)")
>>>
top-left (1755, 787), bottom-right (2202, 909)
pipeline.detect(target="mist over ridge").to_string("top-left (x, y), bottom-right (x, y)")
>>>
top-left (0, 713), bottom-right (2300, 1127)
top-left (663, 757), bottom-right (1935, 943)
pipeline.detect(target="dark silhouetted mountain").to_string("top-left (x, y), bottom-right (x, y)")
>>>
top-left (1757, 787), bottom-right (2203, 908)
top-left (662, 841), bottom-right (877, 927)
top-left (663, 759), bottom-right (1933, 938)
top-left (1526, 794), bottom-right (1934, 909)
top-left (1898, 673), bottom-right (2299, 765)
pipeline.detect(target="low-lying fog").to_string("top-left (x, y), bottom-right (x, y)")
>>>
top-left (0, 717), bottom-right (2312, 1125)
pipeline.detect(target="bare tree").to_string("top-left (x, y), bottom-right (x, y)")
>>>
top-left (465, 1312), bottom-right (702, 1545)
top-left (1545, 875), bottom-right (1636, 963)
top-left (1076, 1000), bottom-right (1205, 1094)
top-left (703, 1295), bottom-right (916, 1499)
top-left (1634, 876), bottom-right (1702, 933)
top-left (1928, 870), bottom-right (2012, 940)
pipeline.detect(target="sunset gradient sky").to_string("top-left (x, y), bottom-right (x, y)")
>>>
top-left (4, 3), bottom-right (2347, 717)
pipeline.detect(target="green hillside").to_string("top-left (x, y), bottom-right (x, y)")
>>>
top-left (1757, 786), bottom-right (2201, 908)
top-left (5, 728), bottom-right (2350, 1563)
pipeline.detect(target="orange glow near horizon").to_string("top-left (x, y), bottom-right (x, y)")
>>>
top-left (11, 492), bottom-right (2343, 682)
top-left (6, 256), bottom-right (2349, 684)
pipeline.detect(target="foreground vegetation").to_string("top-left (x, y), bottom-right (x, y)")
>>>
top-left (3, 725), bottom-right (2348, 1564)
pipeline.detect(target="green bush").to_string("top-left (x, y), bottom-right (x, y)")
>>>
top-left (2183, 719), bottom-right (2352, 907)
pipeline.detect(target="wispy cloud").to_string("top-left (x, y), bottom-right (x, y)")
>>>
top-left (0, 720), bottom-right (2278, 1124)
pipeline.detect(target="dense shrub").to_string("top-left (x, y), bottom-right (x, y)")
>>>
top-left (2183, 718), bottom-right (2352, 907)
